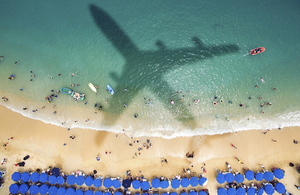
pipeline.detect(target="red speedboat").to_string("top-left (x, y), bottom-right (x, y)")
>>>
top-left (249, 47), bottom-right (265, 55)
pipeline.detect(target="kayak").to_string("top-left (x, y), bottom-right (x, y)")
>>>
top-left (249, 47), bottom-right (265, 55)
top-left (107, 85), bottom-right (114, 95)
top-left (88, 83), bottom-right (97, 93)
top-left (60, 88), bottom-right (73, 94)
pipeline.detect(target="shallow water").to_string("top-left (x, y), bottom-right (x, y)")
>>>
top-left (0, 0), bottom-right (300, 138)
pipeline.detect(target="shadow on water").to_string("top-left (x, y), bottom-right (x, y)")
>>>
top-left (89, 4), bottom-right (239, 129)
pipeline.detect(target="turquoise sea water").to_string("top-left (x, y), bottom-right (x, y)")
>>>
top-left (0, 0), bottom-right (300, 138)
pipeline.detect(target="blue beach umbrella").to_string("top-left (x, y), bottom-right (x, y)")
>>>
top-left (39, 173), bottom-right (48, 183)
top-left (114, 192), bottom-right (122, 195)
top-left (198, 191), bottom-right (208, 195)
top-left (9, 183), bottom-right (19, 194)
top-left (85, 176), bottom-right (94, 186)
top-left (181, 192), bottom-right (188, 195)
top-left (264, 184), bottom-right (274, 194)
top-left (181, 177), bottom-right (189, 187)
top-left (103, 178), bottom-right (112, 188)
top-left (153, 194), bottom-right (159, 195)
top-left (29, 185), bottom-right (39, 195)
top-left (112, 179), bottom-right (121, 189)
top-left (19, 183), bottom-right (29, 194)
top-left (151, 178), bottom-right (160, 188)
top-left (199, 177), bottom-right (207, 186)
top-left (246, 187), bottom-right (255, 195)
top-left (85, 190), bottom-right (94, 195)
top-left (132, 180), bottom-right (141, 189)
top-left (216, 173), bottom-right (225, 184)
top-left (135, 194), bottom-right (140, 195)
top-left (160, 180), bottom-right (169, 189)
top-left (171, 179), bottom-right (180, 189)
top-left (39, 184), bottom-right (49, 195)
top-left (255, 172), bottom-right (263, 181)
top-left (76, 189), bottom-right (84, 195)
top-left (93, 178), bottom-right (102, 188)
top-left (189, 191), bottom-right (197, 195)
top-left (57, 175), bottom-right (65, 185)
top-left (236, 187), bottom-right (245, 195)
top-left (162, 193), bottom-right (168, 195)
top-left (49, 175), bottom-right (57, 184)
top-left (95, 192), bottom-right (103, 195)
top-left (57, 187), bottom-right (66, 195)
top-left (48, 186), bottom-right (58, 195)
top-left (52, 167), bottom-right (60, 177)
top-left (30, 172), bottom-right (39, 182)
top-left (217, 188), bottom-right (227, 195)
top-left (76, 175), bottom-right (85, 186)
top-left (171, 192), bottom-right (178, 195)
top-left (190, 177), bottom-right (199, 187)
top-left (234, 174), bottom-right (244, 183)
top-left (257, 188), bottom-right (264, 195)
top-left (66, 188), bottom-right (75, 195)
top-left (275, 183), bottom-right (285, 194)
top-left (142, 193), bottom-right (148, 195)
top-left (245, 170), bottom-right (254, 181)
top-left (263, 171), bottom-right (274, 181)
top-left (11, 172), bottom-right (21, 182)
top-left (227, 187), bottom-right (236, 195)
top-left (141, 181), bottom-right (150, 190)
top-left (67, 175), bottom-right (76, 185)
top-left (21, 172), bottom-right (30, 182)
top-left (273, 169), bottom-right (284, 179)
top-left (104, 192), bottom-right (111, 195)
top-left (225, 173), bottom-right (234, 183)
top-left (122, 179), bottom-right (131, 188)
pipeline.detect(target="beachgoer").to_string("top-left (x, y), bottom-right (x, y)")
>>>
top-left (124, 103), bottom-right (127, 107)
top-left (293, 140), bottom-right (298, 144)
top-left (71, 84), bottom-right (75, 87)
top-left (260, 78), bottom-right (265, 83)
top-left (190, 163), bottom-right (193, 167)
top-left (15, 61), bottom-right (18, 65)
top-left (255, 85), bottom-right (259, 88)
top-left (231, 143), bottom-right (237, 149)
top-left (249, 97), bottom-right (252, 99)
top-left (170, 100), bottom-right (175, 105)
top-left (239, 104), bottom-right (243, 107)
top-left (272, 139), bottom-right (277, 142)
top-left (0, 56), bottom-right (3, 60)
top-left (134, 114), bottom-right (138, 118)
top-left (99, 106), bottom-right (102, 110)
top-left (272, 88), bottom-right (276, 91)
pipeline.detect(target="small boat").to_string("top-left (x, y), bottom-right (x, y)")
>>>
top-left (107, 85), bottom-right (114, 95)
top-left (60, 88), bottom-right (73, 94)
top-left (60, 87), bottom-right (85, 101)
top-left (71, 91), bottom-right (85, 101)
top-left (249, 47), bottom-right (265, 55)
top-left (88, 83), bottom-right (97, 93)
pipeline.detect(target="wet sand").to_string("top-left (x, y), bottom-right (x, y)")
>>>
top-left (1, 105), bottom-right (300, 194)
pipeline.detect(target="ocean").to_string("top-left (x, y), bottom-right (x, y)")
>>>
top-left (0, 0), bottom-right (300, 138)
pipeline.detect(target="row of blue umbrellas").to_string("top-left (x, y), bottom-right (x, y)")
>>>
top-left (9, 183), bottom-right (103, 195)
top-left (138, 177), bottom-right (207, 190)
top-left (9, 183), bottom-right (209, 195)
top-left (217, 183), bottom-right (285, 195)
top-left (11, 172), bottom-right (103, 187)
top-left (216, 169), bottom-right (284, 184)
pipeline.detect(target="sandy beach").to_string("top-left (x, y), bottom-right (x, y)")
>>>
top-left (1, 104), bottom-right (300, 194)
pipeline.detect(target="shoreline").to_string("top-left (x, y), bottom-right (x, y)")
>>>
top-left (1, 92), bottom-right (300, 139)
top-left (1, 105), bottom-right (300, 194)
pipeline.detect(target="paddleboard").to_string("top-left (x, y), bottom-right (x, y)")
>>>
top-left (88, 83), bottom-right (97, 93)
top-left (107, 85), bottom-right (114, 95)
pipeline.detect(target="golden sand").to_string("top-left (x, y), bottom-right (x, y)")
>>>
top-left (0, 105), bottom-right (300, 194)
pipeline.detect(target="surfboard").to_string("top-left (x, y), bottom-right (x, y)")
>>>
top-left (88, 83), bottom-right (97, 93)
top-left (107, 85), bottom-right (114, 95)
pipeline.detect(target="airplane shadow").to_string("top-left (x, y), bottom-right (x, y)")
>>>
top-left (89, 4), bottom-right (240, 129)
